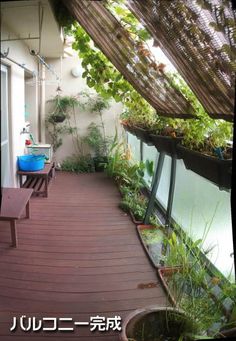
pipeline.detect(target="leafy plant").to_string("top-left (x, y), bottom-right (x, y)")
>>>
top-left (83, 122), bottom-right (111, 159)
top-left (61, 155), bottom-right (95, 173)
top-left (162, 229), bottom-right (229, 337)
top-left (46, 93), bottom-right (82, 152)
top-left (119, 190), bottom-right (147, 221)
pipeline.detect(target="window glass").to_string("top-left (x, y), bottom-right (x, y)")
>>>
top-left (172, 159), bottom-right (234, 281)
top-left (127, 133), bottom-right (141, 163)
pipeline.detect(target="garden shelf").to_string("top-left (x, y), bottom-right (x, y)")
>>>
top-left (177, 145), bottom-right (232, 190)
top-left (150, 134), bottom-right (183, 157)
top-left (137, 224), bottom-right (166, 268)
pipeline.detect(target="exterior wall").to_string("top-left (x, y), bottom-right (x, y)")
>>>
top-left (25, 73), bottom-right (39, 142)
top-left (44, 55), bottom-right (123, 163)
top-left (1, 23), bottom-right (39, 187)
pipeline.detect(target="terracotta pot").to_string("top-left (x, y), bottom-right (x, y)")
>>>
top-left (158, 266), bottom-right (183, 306)
top-left (120, 305), bottom-right (195, 341)
top-left (137, 224), bottom-right (166, 268)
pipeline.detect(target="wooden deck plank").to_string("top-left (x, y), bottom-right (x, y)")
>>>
top-left (0, 172), bottom-right (168, 339)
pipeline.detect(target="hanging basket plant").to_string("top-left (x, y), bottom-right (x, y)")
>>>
top-left (50, 112), bottom-right (67, 123)
top-left (47, 91), bottom-right (79, 124)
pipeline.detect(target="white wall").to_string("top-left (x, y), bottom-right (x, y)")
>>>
top-left (1, 23), bottom-right (39, 186)
top-left (25, 73), bottom-right (38, 142)
top-left (44, 55), bottom-right (123, 163)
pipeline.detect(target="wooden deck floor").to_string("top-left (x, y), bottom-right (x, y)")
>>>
top-left (0, 172), bottom-right (169, 340)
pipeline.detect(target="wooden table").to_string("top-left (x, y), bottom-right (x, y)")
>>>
top-left (17, 162), bottom-right (55, 197)
top-left (0, 188), bottom-right (33, 247)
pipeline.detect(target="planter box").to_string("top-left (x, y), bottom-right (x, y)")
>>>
top-left (121, 123), bottom-right (137, 137)
top-left (133, 126), bottom-right (153, 146)
top-left (177, 145), bottom-right (232, 190)
top-left (130, 210), bottom-right (143, 225)
top-left (137, 224), bottom-right (166, 268)
top-left (158, 266), bottom-right (183, 306)
top-left (150, 134), bottom-right (183, 157)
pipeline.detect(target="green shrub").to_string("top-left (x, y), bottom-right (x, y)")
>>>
top-left (61, 155), bottom-right (95, 173)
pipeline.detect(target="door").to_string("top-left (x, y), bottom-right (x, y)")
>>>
top-left (1, 64), bottom-right (11, 187)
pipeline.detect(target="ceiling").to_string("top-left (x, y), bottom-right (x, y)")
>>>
top-left (1, 0), bottom-right (64, 58)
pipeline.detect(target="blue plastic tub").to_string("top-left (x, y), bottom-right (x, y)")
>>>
top-left (18, 154), bottom-right (45, 172)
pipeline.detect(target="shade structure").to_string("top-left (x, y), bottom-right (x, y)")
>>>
top-left (128, 0), bottom-right (235, 122)
top-left (62, 0), bottom-right (196, 119)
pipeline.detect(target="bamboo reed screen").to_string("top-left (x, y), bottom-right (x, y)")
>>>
top-left (128, 0), bottom-right (235, 121)
top-left (63, 0), bottom-right (196, 118)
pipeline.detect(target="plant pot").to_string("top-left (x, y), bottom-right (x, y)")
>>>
top-left (121, 123), bottom-right (137, 137)
top-left (93, 156), bottom-right (108, 172)
top-left (137, 225), bottom-right (166, 268)
top-left (130, 210), bottom-right (143, 225)
top-left (133, 126), bottom-right (153, 146)
top-left (177, 145), bottom-right (232, 190)
top-left (51, 114), bottom-right (66, 123)
top-left (120, 305), bottom-right (196, 341)
top-left (150, 134), bottom-right (183, 157)
top-left (158, 267), bottom-right (183, 306)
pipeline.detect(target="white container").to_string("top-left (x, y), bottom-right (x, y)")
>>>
top-left (27, 144), bottom-right (52, 163)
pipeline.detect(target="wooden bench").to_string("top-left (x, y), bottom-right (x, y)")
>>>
top-left (0, 188), bottom-right (33, 247)
top-left (17, 162), bottom-right (55, 197)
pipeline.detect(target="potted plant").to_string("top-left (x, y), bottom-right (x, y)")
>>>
top-left (157, 230), bottom-right (230, 337)
top-left (46, 91), bottom-right (80, 152)
top-left (83, 123), bottom-right (110, 172)
top-left (149, 117), bottom-right (184, 157)
top-left (120, 305), bottom-right (198, 341)
top-left (137, 224), bottom-right (166, 268)
top-left (47, 92), bottom-right (79, 124)
top-left (120, 108), bottom-right (156, 146)
top-left (177, 119), bottom-right (233, 190)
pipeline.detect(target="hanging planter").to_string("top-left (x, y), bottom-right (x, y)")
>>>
top-left (121, 122), bottom-right (137, 137)
top-left (177, 145), bottom-right (232, 190)
top-left (133, 126), bottom-right (153, 146)
top-left (137, 224), bottom-right (166, 268)
top-left (150, 134), bottom-right (183, 157)
top-left (120, 306), bottom-right (197, 341)
top-left (50, 112), bottom-right (67, 123)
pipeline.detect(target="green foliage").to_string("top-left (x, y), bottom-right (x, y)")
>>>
top-left (47, 95), bottom-right (80, 121)
top-left (46, 94), bottom-right (81, 152)
top-left (163, 230), bottom-right (224, 336)
top-left (106, 142), bottom-right (146, 193)
top-left (106, 0), bottom-right (151, 42)
top-left (140, 228), bottom-right (164, 245)
top-left (61, 155), bottom-right (95, 173)
top-left (68, 21), bottom-right (156, 127)
top-left (167, 74), bottom-right (233, 152)
top-left (119, 191), bottom-right (147, 221)
top-left (83, 123), bottom-right (110, 158)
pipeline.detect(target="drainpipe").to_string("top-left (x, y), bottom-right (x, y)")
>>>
top-left (38, 63), bottom-right (45, 143)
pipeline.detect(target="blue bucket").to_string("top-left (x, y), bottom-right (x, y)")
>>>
top-left (18, 154), bottom-right (45, 172)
